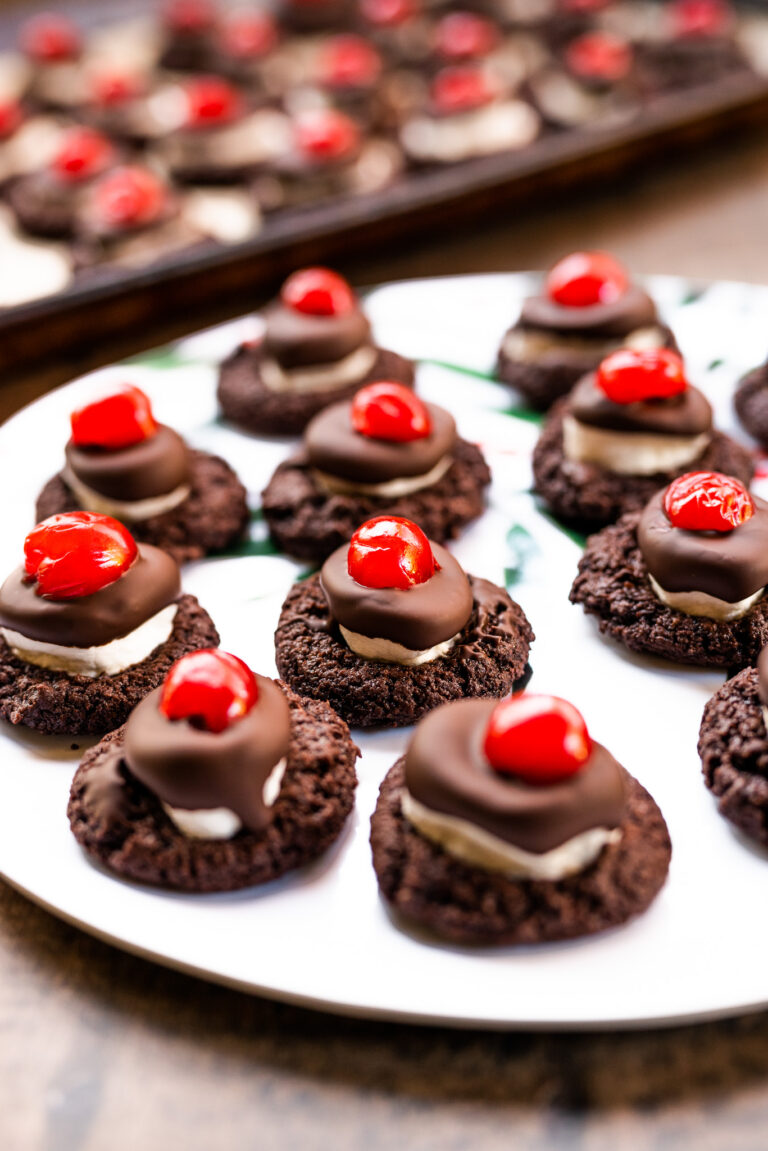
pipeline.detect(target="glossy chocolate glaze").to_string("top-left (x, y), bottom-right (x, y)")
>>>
top-left (520, 283), bottom-right (658, 337)
top-left (569, 373), bottom-right (713, 436)
top-left (0, 544), bottom-right (180, 648)
top-left (124, 676), bottom-right (291, 832)
top-left (306, 399), bottom-right (456, 483)
top-left (261, 299), bottom-right (371, 368)
top-left (638, 489), bottom-right (768, 601)
top-left (65, 424), bottom-right (191, 501)
top-left (404, 698), bottom-right (626, 854)
top-left (320, 539), bottom-right (473, 649)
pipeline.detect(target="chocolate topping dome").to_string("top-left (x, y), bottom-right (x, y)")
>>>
top-left (261, 299), bottom-right (372, 369)
top-left (66, 424), bottom-right (191, 501)
top-left (124, 676), bottom-right (291, 833)
top-left (404, 698), bottom-right (626, 854)
top-left (0, 544), bottom-right (180, 648)
top-left (520, 283), bottom-right (658, 337)
top-left (320, 539), bottom-right (473, 649)
top-left (306, 399), bottom-right (456, 483)
top-left (569, 373), bottom-right (713, 436)
top-left (638, 490), bottom-right (768, 602)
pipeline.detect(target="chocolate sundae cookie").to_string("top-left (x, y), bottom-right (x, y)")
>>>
top-left (35, 383), bottom-right (249, 565)
top-left (571, 472), bottom-right (768, 668)
top-left (533, 348), bottom-right (754, 531)
top-left (0, 513), bottom-right (219, 735)
top-left (275, 515), bottom-right (533, 727)
top-left (735, 362), bottom-right (768, 451)
top-left (218, 267), bottom-right (415, 436)
top-left (68, 650), bottom-right (358, 891)
top-left (370, 694), bottom-right (671, 944)
top-left (496, 251), bottom-right (679, 411)
top-left (262, 381), bottom-right (490, 561)
top-left (698, 646), bottom-right (768, 847)
top-left (635, 0), bottom-right (750, 93)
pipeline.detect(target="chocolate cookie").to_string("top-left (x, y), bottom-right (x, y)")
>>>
top-left (698, 666), bottom-right (768, 846)
top-left (0, 594), bottom-right (219, 736)
top-left (34, 449), bottom-right (250, 566)
top-left (735, 365), bottom-right (768, 450)
top-left (274, 572), bottom-right (533, 728)
top-left (217, 344), bottom-right (415, 437)
top-left (67, 685), bottom-right (359, 891)
top-left (370, 759), bottom-right (671, 945)
top-left (570, 512), bottom-right (768, 669)
top-left (261, 437), bottom-right (490, 562)
top-left (533, 399), bottom-right (755, 532)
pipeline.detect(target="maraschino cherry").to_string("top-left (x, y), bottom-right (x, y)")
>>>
top-left (92, 166), bottom-right (167, 230)
top-left (320, 35), bottom-right (382, 87)
top-left (565, 32), bottom-right (633, 83)
top-left (90, 71), bottom-right (144, 106)
top-left (431, 65), bottom-right (496, 114)
top-left (281, 267), bottom-right (356, 316)
top-left (70, 385), bottom-right (158, 451)
top-left (351, 382), bottom-right (430, 442)
top-left (294, 108), bottom-right (361, 162)
top-left (546, 251), bottom-right (629, 308)
top-left (596, 348), bottom-right (687, 404)
top-left (220, 9), bottom-right (277, 57)
top-left (51, 127), bottom-right (114, 183)
top-left (184, 76), bottom-right (242, 127)
top-left (348, 516), bottom-right (438, 589)
top-left (20, 12), bottom-right (81, 61)
top-left (0, 101), bottom-right (23, 140)
top-left (160, 649), bottom-right (259, 733)
top-left (664, 472), bottom-right (755, 533)
top-left (434, 12), bottom-right (499, 62)
top-left (483, 693), bottom-right (592, 786)
top-left (360, 0), bottom-right (417, 27)
top-left (670, 0), bottom-right (730, 38)
top-left (24, 512), bottom-right (138, 599)
top-left (163, 0), bottom-right (216, 32)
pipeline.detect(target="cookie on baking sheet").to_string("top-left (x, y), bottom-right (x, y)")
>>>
top-left (570, 473), bottom-right (768, 669)
top-left (68, 652), bottom-right (359, 892)
top-left (217, 268), bottom-right (415, 437)
top-left (370, 695), bottom-right (671, 945)
top-left (735, 364), bottom-right (768, 451)
top-left (274, 516), bottom-right (533, 729)
top-left (262, 381), bottom-right (490, 562)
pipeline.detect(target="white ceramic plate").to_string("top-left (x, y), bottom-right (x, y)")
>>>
top-left (0, 273), bottom-right (767, 1031)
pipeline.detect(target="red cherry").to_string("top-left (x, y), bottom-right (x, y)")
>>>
top-left (51, 127), bottom-right (114, 183)
top-left (294, 108), bottom-right (361, 162)
top-left (0, 101), bottom-right (23, 140)
top-left (20, 13), bottom-right (81, 62)
top-left (565, 32), bottom-right (633, 83)
top-left (183, 77), bottom-right (242, 126)
top-left (70, 385), bottom-right (158, 451)
top-left (351, 381), bottom-right (431, 442)
top-left (90, 71), bottom-right (144, 106)
top-left (281, 267), bottom-right (356, 315)
top-left (670, 0), bottom-right (730, 38)
top-left (434, 12), bottom-right (499, 62)
top-left (24, 512), bottom-right (138, 600)
top-left (160, 649), bottom-right (259, 734)
top-left (483, 694), bottom-right (592, 786)
top-left (431, 65), bottom-right (496, 114)
top-left (546, 251), bottom-right (629, 308)
top-left (360, 0), bottom-right (417, 27)
top-left (664, 472), bottom-right (755, 533)
top-left (220, 10), bottom-right (277, 58)
top-left (347, 516), bottom-right (438, 589)
top-left (596, 348), bottom-right (688, 404)
top-left (92, 166), bottom-right (168, 230)
top-left (319, 35), bottom-right (382, 88)
top-left (163, 0), bottom-right (216, 32)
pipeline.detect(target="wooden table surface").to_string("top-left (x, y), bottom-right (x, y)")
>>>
top-left (5, 130), bottom-right (768, 1150)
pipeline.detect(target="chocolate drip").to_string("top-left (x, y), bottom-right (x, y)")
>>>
top-left (261, 299), bottom-right (371, 368)
top-left (638, 489), bottom-right (768, 602)
top-left (405, 698), bottom-right (626, 854)
top-left (66, 424), bottom-right (191, 501)
top-left (0, 544), bottom-right (180, 648)
top-left (320, 539), bottom-right (473, 649)
top-left (520, 283), bottom-right (658, 337)
top-left (306, 400), bottom-right (456, 483)
top-left (569, 373), bottom-right (713, 436)
top-left (124, 677), bottom-right (291, 833)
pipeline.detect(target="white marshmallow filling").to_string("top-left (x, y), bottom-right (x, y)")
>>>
top-left (1, 603), bottom-right (178, 677)
top-left (313, 454), bottom-right (453, 498)
top-left (501, 324), bottom-right (668, 364)
top-left (162, 757), bottom-right (288, 840)
top-left (259, 344), bottom-right (377, 393)
top-left (402, 100), bottom-right (540, 163)
top-left (339, 626), bottom-right (461, 667)
top-left (562, 415), bottom-right (710, 476)
top-left (62, 465), bottom-right (191, 523)
top-left (401, 789), bottom-right (621, 881)
top-left (647, 574), bottom-right (764, 622)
